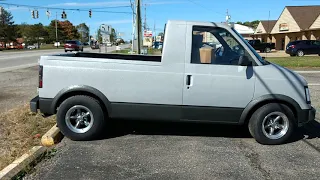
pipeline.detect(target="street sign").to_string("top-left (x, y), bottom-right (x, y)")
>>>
top-left (100, 24), bottom-right (112, 35)
top-left (144, 30), bottom-right (152, 37)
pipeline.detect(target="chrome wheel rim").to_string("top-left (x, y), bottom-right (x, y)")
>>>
top-left (65, 105), bottom-right (94, 133)
top-left (262, 112), bottom-right (289, 140)
top-left (298, 51), bottom-right (303, 56)
top-left (266, 48), bottom-right (271, 53)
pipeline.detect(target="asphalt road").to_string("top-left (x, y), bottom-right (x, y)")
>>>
top-left (0, 50), bottom-right (319, 179)
top-left (0, 45), bottom-right (127, 72)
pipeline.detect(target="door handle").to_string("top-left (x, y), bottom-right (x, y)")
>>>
top-left (186, 75), bottom-right (192, 86)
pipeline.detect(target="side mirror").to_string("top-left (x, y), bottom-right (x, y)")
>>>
top-left (238, 55), bottom-right (252, 66)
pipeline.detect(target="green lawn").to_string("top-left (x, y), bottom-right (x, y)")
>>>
top-left (267, 56), bottom-right (320, 68)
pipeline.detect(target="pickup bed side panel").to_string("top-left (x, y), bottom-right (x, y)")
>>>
top-left (39, 23), bottom-right (187, 120)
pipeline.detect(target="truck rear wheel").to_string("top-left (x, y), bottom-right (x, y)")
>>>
top-left (297, 50), bottom-right (304, 57)
top-left (264, 47), bottom-right (271, 53)
top-left (57, 95), bottom-right (106, 141)
top-left (248, 103), bottom-right (294, 145)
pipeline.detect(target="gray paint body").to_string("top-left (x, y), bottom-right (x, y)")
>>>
top-left (38, 20), bottom-right (311, 121)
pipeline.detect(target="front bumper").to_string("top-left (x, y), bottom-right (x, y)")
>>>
top-left (298, 107), bottom-right (316, 126)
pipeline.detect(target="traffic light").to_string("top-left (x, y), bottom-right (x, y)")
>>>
top-left (36, 10), bottom-right (39, 19)
top-left (89, 10), bottom-right (92, 18)
top-left (31, 10), bottom-right (35, 19)
top-left (61, 11), bottom-right (67, 19)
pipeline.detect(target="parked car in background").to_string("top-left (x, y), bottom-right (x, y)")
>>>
top-left (286, 40), bottom-right (320, 57)
top-left (27, 45), bottom-right (37, 49)
top-left (83, 42), bottom-right (89, 46)
top-left (248, 39), bottom-right (275, 53)
top-left (153, 42), bottom-right (163, 49)
top-left (106, 42), bottom-right (112, 47)
top-left (64, 40), bottom-right (84, 52)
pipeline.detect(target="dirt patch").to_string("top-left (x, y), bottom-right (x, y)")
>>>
top-left (0, 105), bottom-right (55, 170)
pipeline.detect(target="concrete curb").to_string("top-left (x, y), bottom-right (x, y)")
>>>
top-left (0, 124), bottom-right (63, 180)
top-left (0, 146), bottom-right (46, 180)
top-left (41, 124), bottom-right (63, 147)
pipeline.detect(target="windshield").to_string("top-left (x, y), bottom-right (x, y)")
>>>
top-left (231, 28), bottom-right (268, 65)
top-left (66, 41), bottom-right (77, 44)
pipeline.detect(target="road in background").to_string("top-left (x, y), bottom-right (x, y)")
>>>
top-left (0, 44), bottom-right (129, 72)
top-left (0, 44), bottom-right (129, 111)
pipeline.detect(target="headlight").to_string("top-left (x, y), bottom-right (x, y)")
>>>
top-left (305, 87), bottom-right (311, 104)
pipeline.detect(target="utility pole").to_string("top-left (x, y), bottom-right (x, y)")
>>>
top-left (130, 0), bottom-right (135, 53)
top-left (136, 0), bottom-right (142, 54)
top-left (144, 4), bottom-right (147, 30)
top-left (226, 9), bottom-right (231, 24)
top-left (154, 20), bottom-right (156, 42)
top-left (55, 12), bottom-right (58, 48)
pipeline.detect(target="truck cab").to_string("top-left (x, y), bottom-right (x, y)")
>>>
top-left (30, 20), bottom-right (315, 145)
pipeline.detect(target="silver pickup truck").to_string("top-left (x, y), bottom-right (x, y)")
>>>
top-left (30, 20), bottom-right (316, 145)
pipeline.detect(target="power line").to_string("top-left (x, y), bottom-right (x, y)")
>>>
top-left (0, 2), bottom-right (132, 14)
top-left (185, 0), bottom-right (225, 16)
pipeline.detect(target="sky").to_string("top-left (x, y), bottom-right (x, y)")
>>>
top-left (1, 0), bottom-right (319, 41)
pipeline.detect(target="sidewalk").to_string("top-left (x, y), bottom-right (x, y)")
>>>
top-left (258, 50), bottom-right (319, 57)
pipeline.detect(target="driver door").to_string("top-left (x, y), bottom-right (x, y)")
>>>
top-left (182, 26), bottom-right (256, 123)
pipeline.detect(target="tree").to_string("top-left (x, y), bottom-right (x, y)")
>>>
top-left (59, 20), bottom-right (79, 41)
top-left (0, 9), bottom-right (19, 48)
top-left (236, 20), bottom-right (260, 29)
top-left (110, 28), bottom-right (116, 43)
top-left (96, 29), bottom-right (102, 43)
top-left (47, 20), bottom-right (65, 43)
top-left (76, 23), bottom-right (89, 43)
top-left (24, 23), bottom-right (48, 48)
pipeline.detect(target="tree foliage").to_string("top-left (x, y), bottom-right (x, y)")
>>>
top-left (20, 23), bottom-right (48, 48)
top-left (59, 20), bottom-right (79, 41)
top-left (236, 20), bottom-right (260, 29)
top-left (1, 9), bottom-right (118, 47)
top-left (110, 28), bottom-right (117, 43)
top-left (96, 29), bottom-right (103, 43)
top-left (0, 9), bottom-right (19, 47)
top-left (76, 23), bottom-right (89, 43)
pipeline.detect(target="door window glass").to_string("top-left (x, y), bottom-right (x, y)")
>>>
top-left (312, 41), bottom-right (320, 46)
top-left (191, 26), bottom-right (253, 65)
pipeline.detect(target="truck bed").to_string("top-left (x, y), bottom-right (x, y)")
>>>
top-left (53, 52), bottom-right (162, 62)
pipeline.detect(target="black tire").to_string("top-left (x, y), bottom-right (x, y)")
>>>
top-left (264, 47), bottom-right (271, 53)
top-left (297, 50), bottom-right (304, 57)
top-left (57, 95), bottom-right (106, 141)
top-left (248, 103), bottom-right (294, 145)
top-left (65, 50), bottom-right (67, 52)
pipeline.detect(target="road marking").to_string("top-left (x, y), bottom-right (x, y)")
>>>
top-left (0, 63), bottom-right (38, 73)
top-left (309, 84), bottom-right (320, 86)
top-left (295, 71), bottom-right (320, 74)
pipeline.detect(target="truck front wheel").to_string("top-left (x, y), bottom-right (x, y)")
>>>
top-left (248, 103), bottom-right (294, 145)
top-left (57, 95), bottom-right (106, 141)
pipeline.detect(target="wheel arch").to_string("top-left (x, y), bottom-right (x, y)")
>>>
top-left (239, 94), bottom-right (301, 125)
top-left (51, 85), bottom-right (111, 116)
